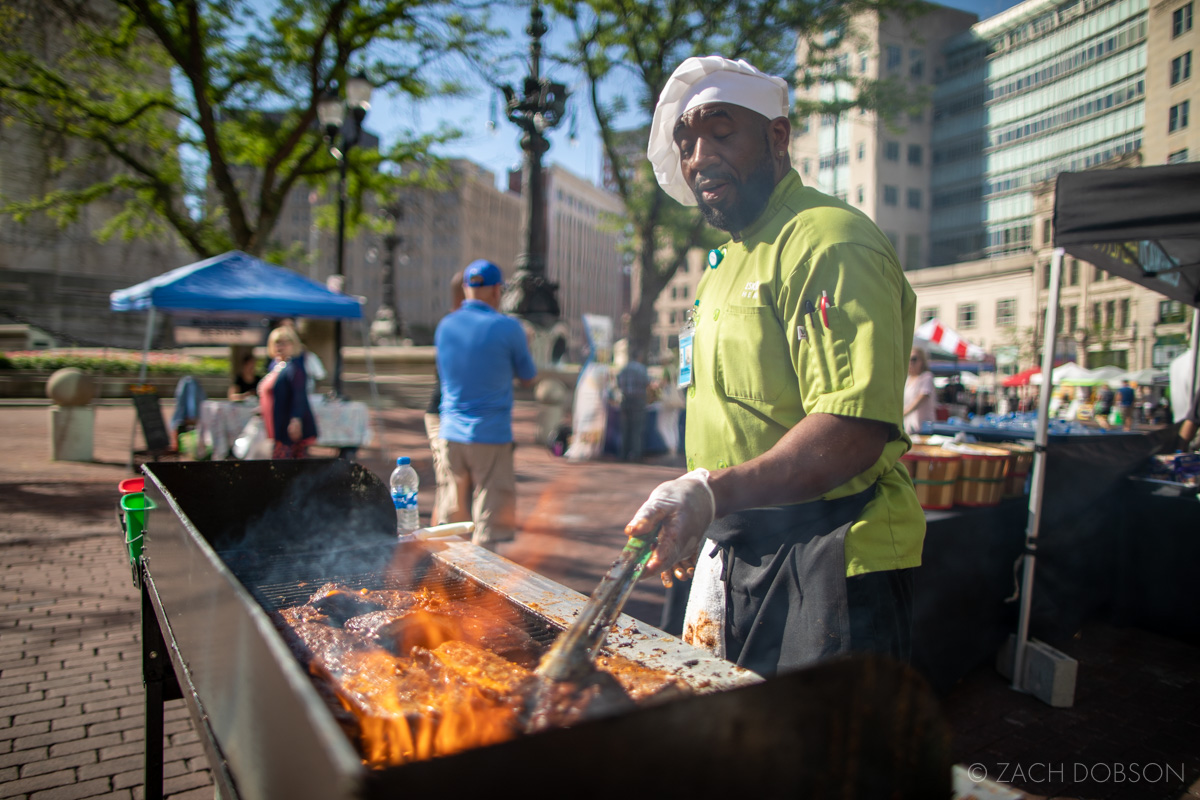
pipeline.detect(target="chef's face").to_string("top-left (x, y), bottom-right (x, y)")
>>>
top-left (673, 103), bottom-right (787, 234)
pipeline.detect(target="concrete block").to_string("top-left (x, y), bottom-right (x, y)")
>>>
top-left (997, 634), bottom-right (1078, 707)
top-left (49, 406), bottom-right (94, 463)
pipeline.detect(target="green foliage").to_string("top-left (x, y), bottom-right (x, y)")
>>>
top-left (0, 0), bottom-right (496, 259)
top-left (3, 352), bottom-right (229, 376)
top-left (550, 0), bottom-right (929, 354)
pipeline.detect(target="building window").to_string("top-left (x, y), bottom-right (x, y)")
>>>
top-left (669, 310), bottom-right (676, 325)
top-left (857, 142), bottom-right (865, 160)
top-left (920, 306), bottom-right (939, 324)
top-left (909, 49), bottom-right (924, 79)
top-left (904, 234), bottom-right (921, 269)
top-left (885, 230), bottom-right (900, 250)
top-left (907, 144), bottom-right (922, 165)
top-left (1170, 100), bottom-right (1190, 132)
top-left (1042, 262), bottom-right (1052, 290)
top-left (1119, 298), bottom-right (1130, 329)
top-left (1091, 302), bottom-right (1101, 329)
top-left (1171, 52), bottom-right (1192, 86)
top-left (797, 116), bottom-right (811, 135)
top-left (885, 141), bottom-right (900, 161)
top-left (1068, 258), bottom-right (1079, 286)
top-left (802, 158), bottom-right (811, 175)
top-left (883, 185), bottom-right (898, 205)
top-left (1161, 299), bottom-right (1186, 322)
top-left (1168, 148), bottom-right (1189, 163)
top-left (671, 286), bottom-right (678, 299)
top-left (860, 54), bottom-right (869, 73)
top-left (821, 113), bottom-right (837, 126)
top-left (1106, 299), bottom-right (1116, 329)
top-left (1042, 220), bottom-right (1052, 244)
top-left (1067, 305), bottom-right (1078, 333)
top-left (958, 303), bottom-right (977, 329)
top-left (886, 44), bottom-right (902, 72)
top-left (1174, 3), bottom-right (1193, 37)
top-left (856, 185), bottom-right (864, 204)
top-left (996, 298), bottom-right (1017, 327)
top-left (906, 188), bottom-right (922, 209)
top-left (682, 285), bottom-right (689, 299)
top-left (1093, 266), bottom-right (1104, 282)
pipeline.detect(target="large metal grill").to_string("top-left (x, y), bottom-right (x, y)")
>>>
top-left (137, 459), bottom-right (950, 800)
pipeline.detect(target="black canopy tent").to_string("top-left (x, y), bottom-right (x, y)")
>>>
top-left (1053, 163), bottom-right (1200, 307)
top-left (1010, 163), bottom-right (1200, 698)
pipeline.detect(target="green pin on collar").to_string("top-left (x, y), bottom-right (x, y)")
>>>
top-left (707, 248), bottom-right (724, 269)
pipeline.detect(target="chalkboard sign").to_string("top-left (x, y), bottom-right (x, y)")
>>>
top-left (131, 391), bottom-right (171, 454)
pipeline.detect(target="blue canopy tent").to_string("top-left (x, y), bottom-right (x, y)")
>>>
top-left (112, 252), bottom-right (375, 463)
top-left (111, 250), bottom-right (363, 319)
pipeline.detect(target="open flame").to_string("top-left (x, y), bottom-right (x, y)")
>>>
top-left (309, 576), bottom-right (533, 768)
top-left (342, 648), bottom-right (521, 766)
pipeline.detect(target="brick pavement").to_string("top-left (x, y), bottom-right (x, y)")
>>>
top-left (1, 398), bottom-right (1198, 800)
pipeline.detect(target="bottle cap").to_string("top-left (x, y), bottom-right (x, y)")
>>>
top-left (397, 456), bottom-right (410, 465)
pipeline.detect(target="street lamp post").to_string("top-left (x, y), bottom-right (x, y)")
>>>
top-left (317, 73), bottom-right (373, 397)
top-left (499, 2), bottom-right (569, 332)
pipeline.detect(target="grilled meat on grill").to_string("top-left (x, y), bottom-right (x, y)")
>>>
top-left (275, 582), bottom-right (689, 767)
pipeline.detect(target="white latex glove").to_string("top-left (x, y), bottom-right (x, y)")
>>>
top-left (624, 468), bottom-right (716, 581)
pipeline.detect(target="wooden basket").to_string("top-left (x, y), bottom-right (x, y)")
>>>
top-left (944, 443), bottom-right (1011, 507)
top-left (991, 442), bottom-right (1034, 498)
top-left (900, 445), bottom-right (962, 510)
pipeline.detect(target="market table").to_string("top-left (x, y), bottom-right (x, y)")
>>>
top-left (198, 396), bottom-right (373, 458)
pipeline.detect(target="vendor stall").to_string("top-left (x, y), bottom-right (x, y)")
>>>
top-left (110, 252), bottom-right (371, 464)
top-left (1003, 163), bottom-right (1200, 695)
top-left (198, 395), bottom-right (374, 459)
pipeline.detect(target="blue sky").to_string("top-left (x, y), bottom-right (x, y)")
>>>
top-left (366, 0), bottom-right (1025, 189)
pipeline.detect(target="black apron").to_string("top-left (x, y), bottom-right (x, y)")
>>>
top-left (705, 484), bottom-right (877, 678)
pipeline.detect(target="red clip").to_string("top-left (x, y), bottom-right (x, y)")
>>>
top-left (819, 291), bottom-right (830, 329)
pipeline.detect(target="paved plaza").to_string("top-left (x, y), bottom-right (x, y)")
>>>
top-left (1, 398), bottom-right (1197, 799)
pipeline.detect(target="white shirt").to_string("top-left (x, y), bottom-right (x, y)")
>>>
top-left (903, 371), bottom-right (936, 435)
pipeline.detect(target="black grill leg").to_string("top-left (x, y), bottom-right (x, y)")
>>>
top-left (142, 569), bottom-right (180, 800)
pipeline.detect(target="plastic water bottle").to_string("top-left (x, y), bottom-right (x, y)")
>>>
top-left (389, 457), bottom-right (420, 535)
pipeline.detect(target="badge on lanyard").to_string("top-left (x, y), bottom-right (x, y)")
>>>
top-left (678, 302), bottom-right (697, 389)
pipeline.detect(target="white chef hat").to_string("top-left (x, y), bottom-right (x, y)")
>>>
top-left (647, 56), bottom-right (789, 206)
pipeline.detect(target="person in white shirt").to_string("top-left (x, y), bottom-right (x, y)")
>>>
top-left (902, 347), bottom-right (936, 435)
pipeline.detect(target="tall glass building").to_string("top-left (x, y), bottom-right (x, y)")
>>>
top-left (931, 0), bottom-right (1148, 266)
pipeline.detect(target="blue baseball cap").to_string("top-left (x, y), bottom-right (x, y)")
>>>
top-left (463, 259), bottom-right (504, 288)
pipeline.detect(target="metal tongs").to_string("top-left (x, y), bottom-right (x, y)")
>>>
top-left (534, 527), bottom-right (660, 685)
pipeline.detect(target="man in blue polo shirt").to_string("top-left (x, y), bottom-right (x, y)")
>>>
top-left (435, 260), bottom-right (538, 549)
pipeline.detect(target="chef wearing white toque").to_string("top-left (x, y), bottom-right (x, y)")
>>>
top-left (625, 55), bottom-right (925, 678)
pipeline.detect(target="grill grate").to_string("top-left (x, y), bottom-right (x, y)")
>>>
top-left (221, 543), bottom-right (564, 650)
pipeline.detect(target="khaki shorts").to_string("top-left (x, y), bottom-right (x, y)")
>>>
top-left (423, 414), bottom-right (458, 526)
top-left (444, 440), bottom-right (517, 546)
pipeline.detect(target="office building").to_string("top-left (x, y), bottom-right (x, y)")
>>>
top-left (793, 6), bottom-right (976, 270)
top-left (543, 164), bottom-right (628, 358)
top-left (0, 2), bottom-right (186, 349)
top-left (931, 0), bottom-right (1150, 266)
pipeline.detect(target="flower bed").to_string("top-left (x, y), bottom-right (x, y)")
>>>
top-left (0, 349), bottom-right (229, 376)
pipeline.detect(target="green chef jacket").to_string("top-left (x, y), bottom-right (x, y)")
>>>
top-left (685, 169), bottom-right (925, 577)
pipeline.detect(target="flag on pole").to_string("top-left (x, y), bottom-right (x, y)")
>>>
top-left (914, 319), bottom-right (986, 361)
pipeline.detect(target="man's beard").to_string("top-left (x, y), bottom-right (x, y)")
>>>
top-left (693, 155), bottom-right (777, 234)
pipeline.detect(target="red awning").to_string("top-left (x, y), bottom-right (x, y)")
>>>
top-left (1002, 366), bottom-right (1041, 387)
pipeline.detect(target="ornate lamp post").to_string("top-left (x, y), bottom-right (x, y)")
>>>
top-left (499, 2), bottom-right (569, 332)
top-left (317, 73), bottom-right (373, 397)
